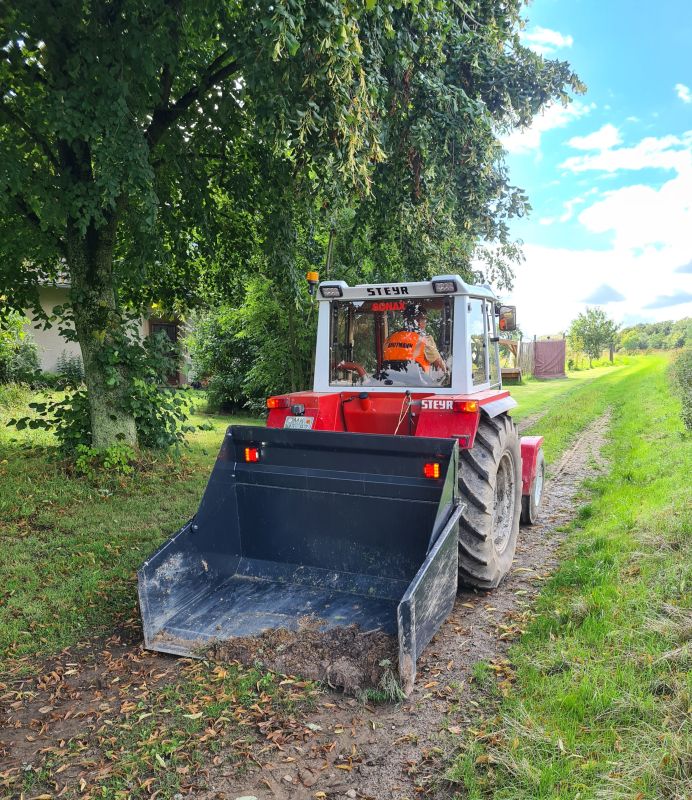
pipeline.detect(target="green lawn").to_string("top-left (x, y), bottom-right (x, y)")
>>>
top-left (0, 362), bottom-right (636, 664)
top-left (0, 393), bottom-right (262, 663)
top-left (507, 360), bottom-right (631, 423)
top-left (446, 353), bottom-right (692, 799)
top-left (1, 355), bottom-right (688, 798)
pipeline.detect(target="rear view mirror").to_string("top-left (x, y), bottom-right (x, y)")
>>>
top-left (497, 305), bottom-right (517, 332)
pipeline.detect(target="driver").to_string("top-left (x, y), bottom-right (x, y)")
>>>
top-left (383, 304), bottom-right (446, 373)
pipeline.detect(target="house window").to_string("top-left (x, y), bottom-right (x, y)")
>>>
top-left (149, 320), bottom-right (179, 384)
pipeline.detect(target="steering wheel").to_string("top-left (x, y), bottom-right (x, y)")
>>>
top-left (336, 361), bottom-right (367, 379)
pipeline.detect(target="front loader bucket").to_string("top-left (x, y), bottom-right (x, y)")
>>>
top-left (138, 426), bottom-right (463, 693)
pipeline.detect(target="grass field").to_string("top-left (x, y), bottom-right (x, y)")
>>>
top-left (446, 353), bottom-right (691, 799)
top-left (0, 358), bottom-right (654, 665)
top-left (508, 361), bottom-right (632, 423)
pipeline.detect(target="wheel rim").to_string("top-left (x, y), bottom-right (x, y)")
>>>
top-left (534, 462), bottom-right (544, 506)
top-left (493, 452), bottom-right (516, 553)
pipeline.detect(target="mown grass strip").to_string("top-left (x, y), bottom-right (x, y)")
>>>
top-left (445, 354), bottom-right (691, 799)
top-left (508, 359), bottom-right (632, 423)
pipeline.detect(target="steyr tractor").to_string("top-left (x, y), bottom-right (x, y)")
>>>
top-left (138, 275), bottom-right (545, 693)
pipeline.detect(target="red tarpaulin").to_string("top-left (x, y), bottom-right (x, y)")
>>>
top-left (533, 339), bottom-right (566, 379)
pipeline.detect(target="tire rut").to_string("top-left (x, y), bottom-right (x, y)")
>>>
top-left (207, 410), bottom-right (612, 800)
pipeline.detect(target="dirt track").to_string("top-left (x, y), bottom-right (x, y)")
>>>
top-left (203, 411), bottom-right (610, 800)
top-left (0, 413), bottom-right (610, 799)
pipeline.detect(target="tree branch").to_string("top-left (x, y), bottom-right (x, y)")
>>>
top-left (10, 194), bottom-right (67, 257)
top-left (0, 101), bottom-right (60, 170)
top-left (146, 51), bottom-right (239, 148)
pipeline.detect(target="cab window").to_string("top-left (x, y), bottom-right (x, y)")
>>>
top-left (329, 298), bottom-right (453, 388)
top-left (469, 299), bottom-right (487, 386)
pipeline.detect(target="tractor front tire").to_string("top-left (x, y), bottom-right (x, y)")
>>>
top-left (457, 414), bottom-right (522, 589)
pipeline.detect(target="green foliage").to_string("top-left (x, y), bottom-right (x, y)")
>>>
top-left (0, 382), bottom-right (31, 412)
top-left (74, 443), bottom-right (136, 480)
top-left (55, 350), bottom-right (84, 386)
top-left (619, 317), bottom-right (691, 351)
top-left (0, 311), bottom-right (39, 383)
top-left (669, 346), bottom-right (692, 430)
top-left (187, 275), bottom-right (317, 411)
top-left (568, 307), bottom-right (619, 366)
top-left (1, 0), bottom-right (583, 447)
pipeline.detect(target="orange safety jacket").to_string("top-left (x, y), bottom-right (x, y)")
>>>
top-left (383, 330), bottom-right (431, 372)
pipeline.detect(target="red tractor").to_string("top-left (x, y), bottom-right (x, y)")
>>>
top-left (138, 275), bottom-right (545, 692)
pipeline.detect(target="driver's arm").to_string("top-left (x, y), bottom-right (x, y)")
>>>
top-left (424, 336), bottom-right (446, 371)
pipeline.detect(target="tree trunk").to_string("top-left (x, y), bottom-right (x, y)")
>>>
top-left (66, 217), bottom-right (138, 449)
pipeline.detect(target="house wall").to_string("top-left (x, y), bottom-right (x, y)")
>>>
top-left (25, 286), bottom-right (148, 373)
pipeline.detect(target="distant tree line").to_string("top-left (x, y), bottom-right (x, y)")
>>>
top-left (618, 319), bottom-right (691, 352)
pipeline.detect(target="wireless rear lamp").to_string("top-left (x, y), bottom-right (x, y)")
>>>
top-left (432, 279), bottom-right (457, 294)
top-left (244, 447), bottom-right (260, 463)
top-left (266, 396), bottom-right (290, 409)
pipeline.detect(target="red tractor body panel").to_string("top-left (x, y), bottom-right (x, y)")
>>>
top-left (267, 390), bottom-right (544, 500)
top-left (520, 435), bottom-right (545, 495)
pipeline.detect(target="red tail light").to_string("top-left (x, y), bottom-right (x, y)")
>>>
top-left (423, 462), bottom-right (440, 479)
top-left (267, 396), bottom-right (290, 409)
top-left (453, 400), bottom-right (479, 413)
top-left (244, 447), bottom-right (260, 463)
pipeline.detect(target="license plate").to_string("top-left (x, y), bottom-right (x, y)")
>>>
top-left (284, 416), bottom-right (314, 430)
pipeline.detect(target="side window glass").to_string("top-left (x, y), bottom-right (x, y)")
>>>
top-left (469, 299), bottom-right (487, 385)
top-left (486, 301), bottom-right (500, 387)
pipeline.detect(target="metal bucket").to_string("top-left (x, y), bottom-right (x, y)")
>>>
top-left (138, 426), bottom-right (463, 693)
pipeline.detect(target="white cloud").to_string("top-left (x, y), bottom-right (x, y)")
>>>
top-left (567, 124), bottom-right (622, 151)
top-left (503, 243), bottom-right (692, 336)
top-left (501, 101), bottom-right (595, 154)
top-left (561, 132), bottom-right (691, 173)
top-left (578, 167), bottom-right (692, 250)
top-left (675, 83), bottom-right (692, 104)
top-left (502, 128), bottom-right (692, 335)
top-left (521, 26), bottom-right (574, 56)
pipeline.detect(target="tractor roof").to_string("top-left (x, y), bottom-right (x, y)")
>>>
top-left (317, 274), bottom-right (497, 302)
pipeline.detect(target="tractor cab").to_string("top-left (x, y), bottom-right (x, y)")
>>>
top-left (314, 275), bottom-right (513, 395)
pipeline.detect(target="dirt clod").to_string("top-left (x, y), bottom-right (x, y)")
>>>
top-left (207, 624), bottom-right (398, 695)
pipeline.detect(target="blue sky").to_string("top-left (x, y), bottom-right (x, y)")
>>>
top-left (498, 0), bottom-right (692, 335)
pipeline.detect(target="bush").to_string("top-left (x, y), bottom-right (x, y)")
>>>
top-left (56, 350), bottom-right (84, 386)
top-left (74, 443), bottom-right (136, 480)
top-left (0, 312), bottom-right (40, 383)
top-left (669, 347), bottom-right (692, 431)
top-left (185, 276), bottom-right (315, 414)
top-left (0, 383), bottom-right (31, 413)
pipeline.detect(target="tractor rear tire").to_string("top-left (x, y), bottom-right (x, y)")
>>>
top-left (457, 414), bottom-right (522, 589)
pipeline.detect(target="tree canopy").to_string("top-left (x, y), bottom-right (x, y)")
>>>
top-left (568, 307), bottom-right (619, 366)
top-left (1, 0), bottom-right (583, 447)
